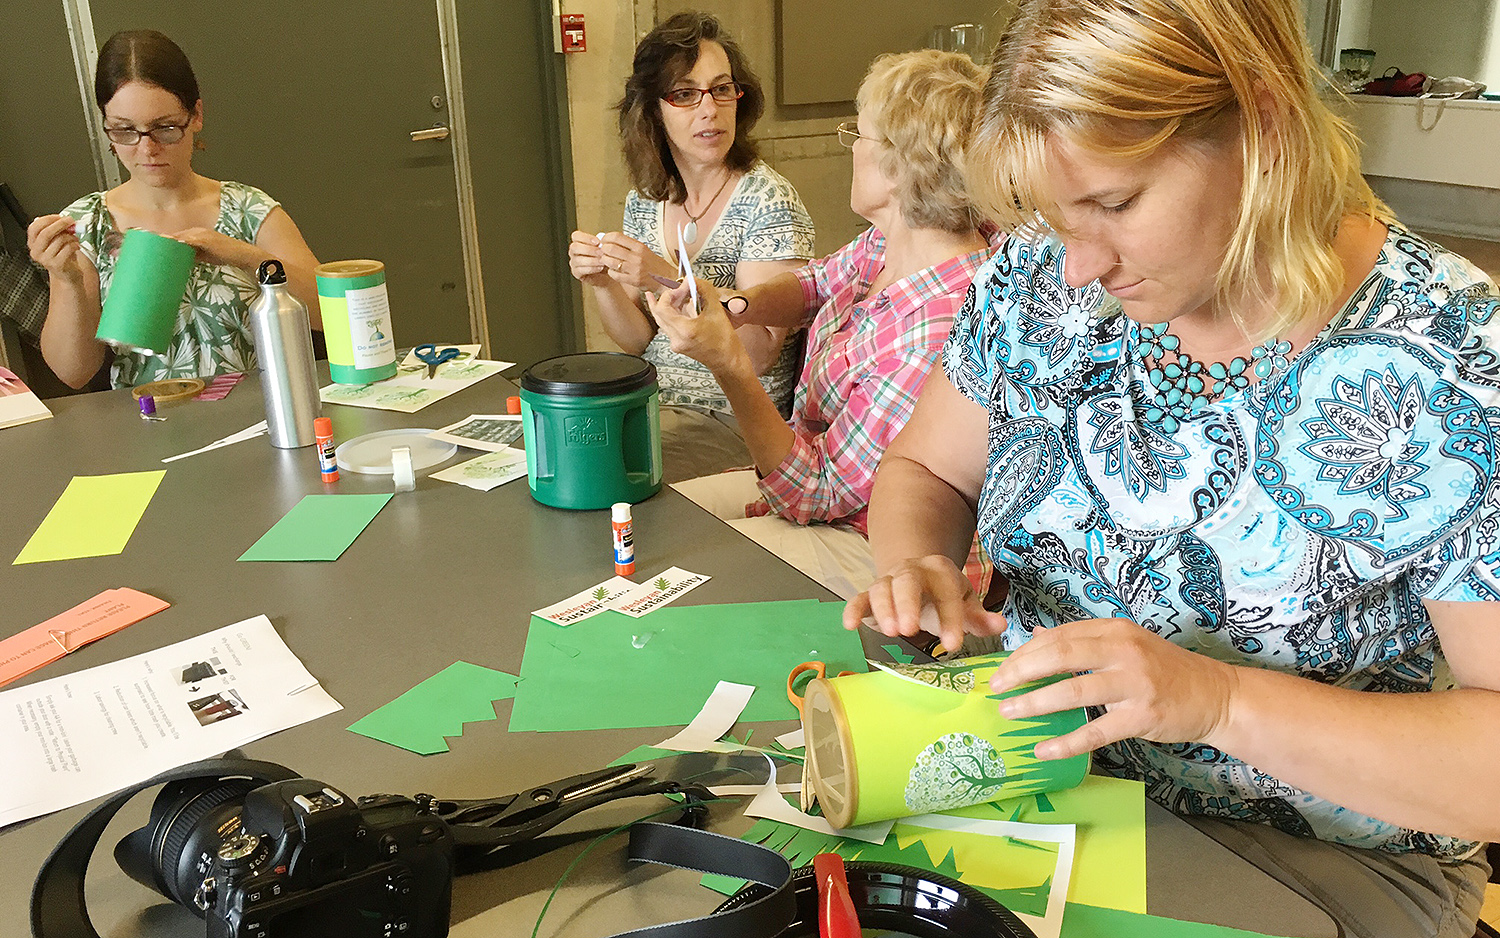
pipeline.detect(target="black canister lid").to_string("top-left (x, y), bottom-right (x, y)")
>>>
top-left (521, 352), bottom-right (658, 397)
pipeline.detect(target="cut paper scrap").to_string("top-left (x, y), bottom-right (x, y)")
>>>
top-left (430, 449), bottom-right (528, 492)
top-left (161, 421), bottom-right (268, 463)
top-left (745, 774), bottom-right (893, 846)
top-left (774, 728), bottom-right (804, 749)
top-left (509, 599), bottom-right (867, 733)
top-left (656, 680), bottom-right (756, 751)
top-left (0, 588), bottom-right (170, 688)
top-left (238, 494), bottom-right (393, 562)
top-left (880, 643), bottom-right (915, 664)
top-left (606, 566), bottom-right (710, 617)
top-left (14, 470), bottom-right (167, 564)
top-left (1061, 902), bottom-right (1304, 938)
top-left (533, 576), bottom-right (638, 625)
top-left (347, 662), bottom-right (519, 754)
top-left (195, 371), bottom-right (245, 401)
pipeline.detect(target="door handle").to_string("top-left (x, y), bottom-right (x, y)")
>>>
top-left (410, 125), bottom-right (451, 142)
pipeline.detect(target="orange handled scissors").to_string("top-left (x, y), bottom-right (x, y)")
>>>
top-left (787, 661), bottom-right (856, 716)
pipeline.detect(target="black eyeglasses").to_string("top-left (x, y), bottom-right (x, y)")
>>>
top-left (661, 81), bottom-right (744, 108)
top-left (103, 121), bottom-right (190, 146)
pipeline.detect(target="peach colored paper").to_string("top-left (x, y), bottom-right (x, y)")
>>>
top-left (0, 588), bottom-right (169, 688)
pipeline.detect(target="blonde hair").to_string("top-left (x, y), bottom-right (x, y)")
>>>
top-left (857, 50), bottom-right (986, 233)
top-left (974, 0), bottom-right (1387, 337)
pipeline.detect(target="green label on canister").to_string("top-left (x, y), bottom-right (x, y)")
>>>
top-left (316, 259), bottom-right (397, 384)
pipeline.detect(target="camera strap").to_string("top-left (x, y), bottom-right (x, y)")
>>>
top-left (601, 822), bottom-right (796, 938)
top-left (31, 757), bottom-right (299, 938)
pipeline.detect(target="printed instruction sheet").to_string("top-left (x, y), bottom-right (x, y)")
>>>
top-left (0, 615), bottom-right (341, 827)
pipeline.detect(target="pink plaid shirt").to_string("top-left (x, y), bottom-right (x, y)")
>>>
top-left (747, 227), bottom-right (991, 535)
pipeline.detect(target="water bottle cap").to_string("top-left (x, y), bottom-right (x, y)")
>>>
top-left (257, 259), bottom-right (287, 285)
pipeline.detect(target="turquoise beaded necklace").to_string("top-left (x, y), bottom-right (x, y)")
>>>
top-left (1129, 321), bottom-right (1292, 433)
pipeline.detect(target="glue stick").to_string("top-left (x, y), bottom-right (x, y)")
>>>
top-left (612, 502), bottom-right (635, 576)
top-left (314, 417), bottom-right (338, 482)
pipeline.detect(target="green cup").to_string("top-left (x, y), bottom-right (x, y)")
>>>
top-left (96, 229), bottom-right (195, 355)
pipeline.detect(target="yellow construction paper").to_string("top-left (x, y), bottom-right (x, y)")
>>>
top-left (945, 773), bottom-right (1147, 914)
top-left (13, 471), bottom-right (167, 565)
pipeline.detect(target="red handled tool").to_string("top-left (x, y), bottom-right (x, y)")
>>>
top-left (813, 852), bottom-right (861, 938)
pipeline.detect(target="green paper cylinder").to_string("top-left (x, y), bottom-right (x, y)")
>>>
top-left (803, 652), bottom-right (1089, 828)
top-left (96, 229), bottom-right (195, 355)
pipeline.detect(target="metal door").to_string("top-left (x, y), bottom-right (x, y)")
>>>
top-left (85, 1), bottom-right (479, 350)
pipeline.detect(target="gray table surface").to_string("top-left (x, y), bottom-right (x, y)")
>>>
top-left (0, 368), bottom-right (1336, 938)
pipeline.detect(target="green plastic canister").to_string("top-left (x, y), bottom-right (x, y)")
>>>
top-left (519, 353), bottom-right (662, 510)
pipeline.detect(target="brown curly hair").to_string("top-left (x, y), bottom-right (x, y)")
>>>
top-left (618, 12), bottom-right (764, 204)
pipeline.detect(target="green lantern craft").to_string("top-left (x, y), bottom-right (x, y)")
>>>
top-left (802, 652), bottom-right (1089, 828)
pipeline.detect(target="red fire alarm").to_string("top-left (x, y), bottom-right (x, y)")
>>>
top-left (560, 14), bottom-right (586, 53)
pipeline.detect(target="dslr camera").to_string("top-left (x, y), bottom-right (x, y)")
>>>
top-left (118, 777), bottom-right (452, 938)
top-left (33, 757), bottom-right (708, 938)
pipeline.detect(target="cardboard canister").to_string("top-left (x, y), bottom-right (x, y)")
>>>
top-left (95, 229), bottom-right (195, 355)
top-left (802, 653), bottom-right (1090, 829)
top-left (315, 260), bottom-right (397, 384)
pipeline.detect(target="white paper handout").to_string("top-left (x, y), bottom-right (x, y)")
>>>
top-left (320, 345), bottom-right (515, 414)
top-left (428, 415), bottom-right (524, 452)
top-left (430, 449), bottom-right (529, 492)
top-left (0, 615), bottom-right (341, 828)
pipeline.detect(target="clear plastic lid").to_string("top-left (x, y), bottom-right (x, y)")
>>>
top-left (334, 428), bottom-right (457, 475)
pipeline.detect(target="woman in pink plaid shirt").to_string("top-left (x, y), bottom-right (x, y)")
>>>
top-left (652, 50), bottom-right (994, 600)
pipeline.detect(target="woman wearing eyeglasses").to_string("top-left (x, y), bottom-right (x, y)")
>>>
top-left (646, 50), bottom-right (994, 599)
top-left (568, 12), bottom-right (814, 472)
top-left (27, 30), bottom-right (320, 389)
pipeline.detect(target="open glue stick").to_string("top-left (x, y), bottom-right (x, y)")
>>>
top-left (612, 502), bottom-right (635, 576)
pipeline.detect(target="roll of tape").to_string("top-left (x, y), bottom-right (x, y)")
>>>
top-left (391, 445), bottom-right (416, 492)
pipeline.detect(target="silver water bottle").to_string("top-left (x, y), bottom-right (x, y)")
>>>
top-left (247, 259), bottom-right (321, 448)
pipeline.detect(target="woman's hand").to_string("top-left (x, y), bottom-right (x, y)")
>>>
top-left (27, 214), bottom-right (89, 284)
top-left (171, 227), bottom-right (266, 271)
top-left (598, 231), bottom-right (678, 294)
top-left (647, 279), bottom-right (747, 374)
top-left (568, 230), bottom-right (612, 287)
top-left (990, 618), bottom-right (1240, 761)
top-left (844, 554), bottom-right (1006, 654)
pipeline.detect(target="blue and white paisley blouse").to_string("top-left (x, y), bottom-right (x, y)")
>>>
top-left (944, 224), bottom-right (1500, 858)
top-left (625, 161), bottom-right (815, 414)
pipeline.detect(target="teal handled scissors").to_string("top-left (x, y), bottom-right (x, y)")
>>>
top-left (413, 343), bottom-right (461, 379)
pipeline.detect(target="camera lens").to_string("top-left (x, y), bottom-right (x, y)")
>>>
top-left (114, 778), bottom-right (262, 913)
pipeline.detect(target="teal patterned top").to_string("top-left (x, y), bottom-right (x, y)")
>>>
top-left (624, 161), bottom-right (815, 414)
top-left (63, 181), bottom-right (278, 388)
top-left (946, 224), bottom-right (1499, 858)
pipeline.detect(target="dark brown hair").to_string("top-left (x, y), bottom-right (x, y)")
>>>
top-left (94, 30), bottom-right (200, 113)
top-left (618, 12), bottom-right (764, 203)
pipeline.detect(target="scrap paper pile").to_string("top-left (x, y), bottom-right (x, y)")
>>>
top-left (348, 662), bottom-right (519, 754)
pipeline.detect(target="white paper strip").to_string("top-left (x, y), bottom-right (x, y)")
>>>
top-left (774, 728), bottom-right (805, 749)
top-left (709, 783), bottom-right (801, 797)
top-left (160, 421), bottom-right (268, 463)
top-left (743, 774), bottom-right (894, 845)
top-left (656, 680), bottom-right (755, 752)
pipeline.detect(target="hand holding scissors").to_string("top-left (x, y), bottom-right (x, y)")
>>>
top-left (413, 343), bottom-right (460, 380)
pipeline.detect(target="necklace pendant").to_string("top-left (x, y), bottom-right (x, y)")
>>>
top-left (681, 220), bottom-right (698, 246)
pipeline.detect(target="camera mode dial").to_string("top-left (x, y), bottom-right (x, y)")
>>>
top-left (216, 832), bottom-right (261, 875)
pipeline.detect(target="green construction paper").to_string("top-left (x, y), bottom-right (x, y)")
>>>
top-left (946, 774), bottom-right (1147, 914)
top-left (238, 493), bottom-right (393, 561)
top-left (508, 599), bottom-right (867, 732)
top-left (1063, 902), bottom-right (1298, 938)
top-left (347, 661), bottom-right (519, 754)
top-left (881, 642), bottom-right (916, 664)
top-left (609, 744), bottom-right (678, 767)
top-left (14, 471), bottom-right (167, 564)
